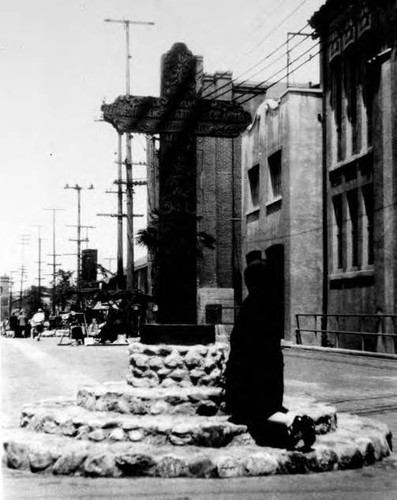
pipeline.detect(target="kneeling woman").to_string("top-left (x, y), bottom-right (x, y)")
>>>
top-left (224, 253), bottom-right (315, 451)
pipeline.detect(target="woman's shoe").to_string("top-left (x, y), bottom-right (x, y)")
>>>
top-left (287, 415), bottom-right (316, 451)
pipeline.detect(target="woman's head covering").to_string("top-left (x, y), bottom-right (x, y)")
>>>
top-left (244, 250), bottom-right (268, 294)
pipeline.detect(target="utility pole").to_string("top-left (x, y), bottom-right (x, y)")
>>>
top-left (32, 225), bottom-right (45, 305)
top-left (44, 208), bottom-right (64, 316)
top-left (117, 132), bottom-right (124, 285)
top-left (8, 271), bottom-right (17, 317)
top-left (64, 184), bottom-right (94, 288)
top-left (82, 225), bottom-right (96, 249)
top-left (286, 32), bottom-right (313, 87)
top-left (18, 234), bottom-right (30, 309)
top-left (104, 17), bottom-right (154, 291)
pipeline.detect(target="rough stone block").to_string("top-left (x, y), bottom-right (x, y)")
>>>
top-left (169, 368), bottom-right (190, 382)
top-left (28, 448), bottom-right (54, 472)
top-left (197, 401), bottom-right (218, 417)
top-left (184, 350), bottom-right (205, 368)
top-left (306, 446), bottom-right (338, 472)
top-left (215, 455), bottom-right (245, 478)
top-left (83, 453), bottom-right (120, 477)
top-left (245, 452), bottom-right (279, 476)
top-left (88, 429), bottom-right (106, 442)
top-left (172, 403), bottom-right (196, 416)
top-left (164, 353), bottom-right (184, 369)
top-left (187, 455), bottom-right (217, 478)
top-left (161, 378), bottom-right (178, 388)
top-left (155, 455), bottom-right (189, 477)
top-left (157, 367), bottom-right (173, 378)
top-left (148, 357), bottom-right (164, 371)
top-left (4, 442), bottom-right (29, 470)
top-left (60, 420), bottom-right (77, 437)
top-left (333, 442), bottom-right (364, 470)
top-left (115, 453), bottom-right (156, 476)
top-left (109, 428), bottom-right (126, 442)
top-left (149, 400), bottom-right (169, 415)
top-left (53, 450), bottom-right (87, 475)
top-left (130, 353), bottom-right (148, 369)
top-left (355, 437), bottom-right (376, 465)
top-left (278, 451), bottom-right (309, 474)
top-left (128, 430), bottom-right (145, 442)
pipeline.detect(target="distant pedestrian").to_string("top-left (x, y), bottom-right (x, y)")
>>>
top-left (9, 312), bottom-right (18, 338)
top-left (69, 314), bottom-right (85, 345)
top-left (30, 308), bottom-right (45, 341)
top-left (225, 251), bottom-right (315, 451)
top-left (17, 310), bottom-right (27, 338)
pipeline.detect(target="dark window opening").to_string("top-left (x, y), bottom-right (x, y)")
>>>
top-left (363, 184), bottom-right (374, 265)
top-left (347, 189), bottom-right (359, 267)
top-left (332, 62), bottom-right (343, 161)
top-left (248, 164), bottom-right (260, 207)
top-left (268, 150), bottom-right (282, 199)
top-left (333, 194), bottom-right (344, 269)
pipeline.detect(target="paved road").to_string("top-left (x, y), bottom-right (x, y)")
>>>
top-left (1, 338), bottom-right (397, 499)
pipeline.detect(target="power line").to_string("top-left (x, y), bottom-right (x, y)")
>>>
top-left (206, 0), bottom-right (294, 77)
top-left (200, 23), bottom-right (313, 100)
top-left (237, 45), bottom-right (320, 106)
top-left (202, 0), bottom-right (352, 104)
top-left (202, 39), bottom-right (319, 106)
top-left (234, 34), bottom-right (314, 92)
top-left (202, 0), bottom-right (311, 97)
top-left (245, 0), bottom-right (310, 56)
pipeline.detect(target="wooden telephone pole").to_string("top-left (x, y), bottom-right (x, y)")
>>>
top-left (104, 17), bottom-right (154, 291)
top-left (64, 184), bottom-right (94, 287)
top-left (32, 225), bottom-right (45, 305)
top-left (44, 208), bottom-right (64, 315)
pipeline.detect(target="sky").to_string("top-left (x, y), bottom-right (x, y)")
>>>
top-left (0, 0), bottom-right (324, 290)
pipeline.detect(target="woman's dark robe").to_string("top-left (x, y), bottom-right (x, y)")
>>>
top-left (225, 281), bottom-right (284, 425)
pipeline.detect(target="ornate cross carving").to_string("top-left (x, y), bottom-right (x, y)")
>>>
top-left (101, 43), bottom-right (251, 324)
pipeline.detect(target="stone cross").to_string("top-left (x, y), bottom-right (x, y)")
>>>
top-left (102, 43), bottom-right (251, 326)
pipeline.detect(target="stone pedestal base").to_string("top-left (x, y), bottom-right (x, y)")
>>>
top-left (140, 324), bottom-right (215, 345)
top-left (2, 341), bottom-right (393, 478)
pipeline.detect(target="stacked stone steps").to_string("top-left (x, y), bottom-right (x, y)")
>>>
top-left (3, 414), bottom-right (392, 477)
top-left (19, 389), bottom-right (338, 448)
top-left (2, 343), bottom-right (393, 477)
top-left (77, 383), bottom-right (225, 417)
top-left (76, 382), bottom-right (338, 434)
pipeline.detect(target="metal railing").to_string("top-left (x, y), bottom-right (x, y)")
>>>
top-left (296, 313), bottom-right (397, 354)
top-left (205, 305), bottom-right (240, 325)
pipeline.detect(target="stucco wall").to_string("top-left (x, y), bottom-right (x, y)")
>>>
top-left (242, 88), bottom-right (323, 340)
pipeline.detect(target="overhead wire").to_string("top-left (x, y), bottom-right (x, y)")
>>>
top-left (225, 0), bottom-right (299, 69)
top-left (200, 23), bottom-right (314, 100)
top-left (242, 0), bottom-right (311, 58)
top-left (225, 35), bottom-right (315, 100)
top-left (202, 40), bottom-right (319, 105)
top-left (236, 44), bottom-right (320, 105)
top-left (204, 0), bottom-right (353, 104)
